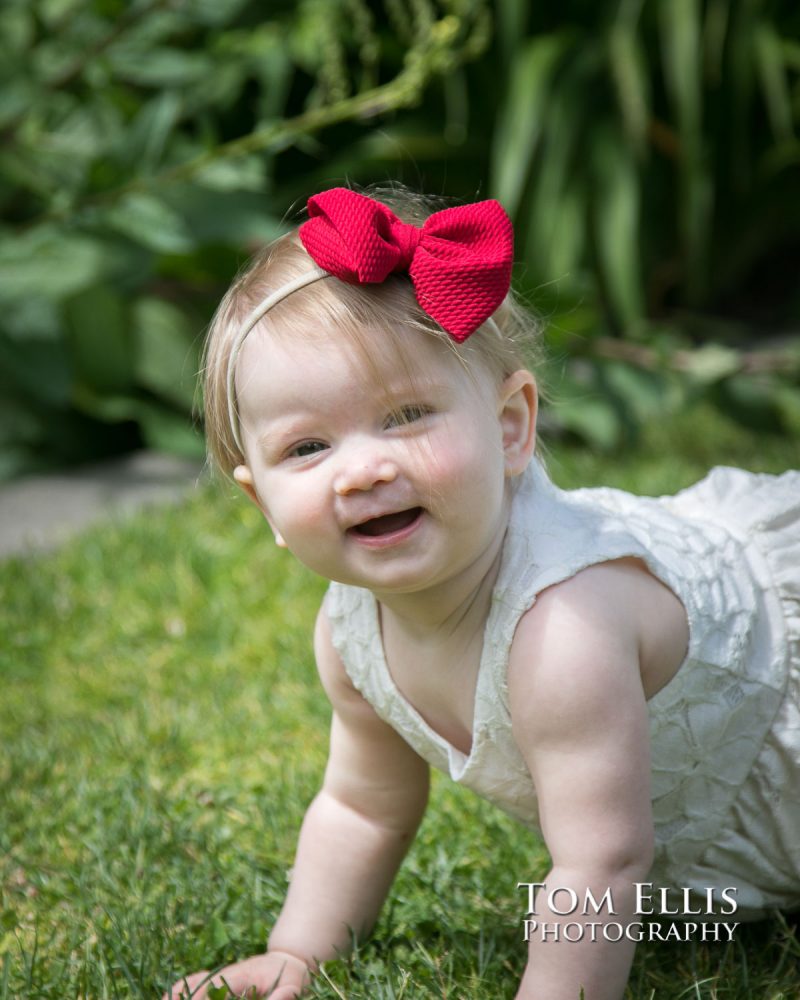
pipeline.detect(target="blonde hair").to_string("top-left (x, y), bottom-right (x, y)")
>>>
top-left (202, 184), bottom-right (542, 477)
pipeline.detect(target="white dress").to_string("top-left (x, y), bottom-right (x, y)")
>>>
top-left (326, 461), bottom-right (800, 918)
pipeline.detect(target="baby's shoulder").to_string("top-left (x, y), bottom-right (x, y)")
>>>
top-left (509, 558), bottom-right (645, 673)
top-left (507, 557), bottom-right (688, 710)
top-left (314, 600), bottom-right (376, 719)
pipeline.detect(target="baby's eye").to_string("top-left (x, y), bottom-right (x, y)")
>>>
top-left (289, 440), bottom-right (328, 459)
top-left (385, 405), bottom-right (433, 428)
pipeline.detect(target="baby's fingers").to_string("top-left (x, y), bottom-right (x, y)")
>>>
top-left (163, 970), bottom-right (258, 999)
top-left (163, 969), bottom-right (214, 999)
top-left (163, 962), bottom-right (304, 1000)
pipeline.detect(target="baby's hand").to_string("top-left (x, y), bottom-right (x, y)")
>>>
top-left (163, 950), bottom-right (310, 1000)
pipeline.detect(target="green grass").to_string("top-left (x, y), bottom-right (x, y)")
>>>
top-left (1, 404), bottom-right (798, 999)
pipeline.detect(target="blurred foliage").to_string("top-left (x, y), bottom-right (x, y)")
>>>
top-left (1, 0), bottom-right (799, 478)
top-left (0, 0), bottom-right (491, 477)
top-left (488, 0), bottom-right (800, 449)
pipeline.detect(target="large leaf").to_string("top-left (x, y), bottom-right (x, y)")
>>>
top-left (495, 0), bottom-right (529, 62)
top-left (137, 400), bottom-right (205, 458)
top-left (490, 31), bottom-right (573, 217)
top-left (104, 193), bottom-right (195, 255)
top-left (65, 285), bottom-right (135, 396)
top-left (608, 16), bottom-right (650, 155)
top-left (0, 331), bottom-right (72, 406)
top-left (179, 0), bottom-right (250, 27)
top-left (133, 297), bottom-right (200, 410)
top-left (0, 226), bottom-right (108, 304)
top-left (191, 157), bottom-right (267, 193)
top-left (602, 360), bottom-right (673, 424)
top-left (551, 368), bottom-right (624, 450)
top-left (0, 4), bottom-right (34, 69)
top-left (108, 47), bottom-right (214, 88)
top-left (591, 126), bottom-right (644, 329)
top-left (163, 185), bottom-right (284, 245)
top-left (524, 47), bottom-right (597, 285)
top-left (659, 0), bottom-right (711, 303)
top-left (659, 0), bottom-right (702, 147)
top-left (773, 383), bottom-right (800, 437)
top-left (120, 92), bottom-right (184, 175)
top-left (754, 22), bottom-right (794, 142)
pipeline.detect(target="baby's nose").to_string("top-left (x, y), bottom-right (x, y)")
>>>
top-left (333, 445), bottom-right (398, 495)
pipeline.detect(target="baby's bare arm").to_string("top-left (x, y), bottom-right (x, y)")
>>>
top-left (508, 564), bottom-right (657, 1000)
top-left (269, 604), bottom-right (430, 961)
top-left (165, 603), bottom-right (429, 999)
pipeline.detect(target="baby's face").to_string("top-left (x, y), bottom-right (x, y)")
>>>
top-left (234, 323), bottom-right (534, 599)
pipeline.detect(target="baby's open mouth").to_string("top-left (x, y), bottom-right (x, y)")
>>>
top-left (352, 507), bottom-right (423, 537)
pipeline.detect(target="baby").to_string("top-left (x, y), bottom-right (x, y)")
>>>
top-left (166, 186), bottom-right (799, 999)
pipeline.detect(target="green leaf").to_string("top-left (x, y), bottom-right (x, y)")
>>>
top-left (0, 79), bottom-right (37, 128)
top-left (754, 22), bottom-right (794, 142)
top-left (45, 101), bottom-right (125, 166)
top-left (527, 164), bottom-right (586, 289)
top-left (659, 0), bottom-right (702, 147)
top-left (0, 226), bottom-right (107, 304)
top-left (2, 297), bottom-right (62, 343)
top-left (608, 21), bottom-right (650, 155)
top-left (138, 402), bottom-right (205, 458)
top-left (105, 193), bottom-right (195, 255)
top-left (782, 39), bottom-right (800, 72)
top-left (108, 46), bottom-right (213, 88)
top-left (0, 6), bottom-right (35, 68)
top-left (248, 28), bottom-right (293, 121)
top-left (659, 0), bottom-right (711, 303)
top-left (133, 297), bottom-right (199, 410)
top-left (180, 0), bottom-right (249, 27)
top-left (192, 156), bottom-right (266, 193)
top-left (495, 0), bottom-right (529, 63)
top-left (591, 126), bottom-right (644, 328)
top-left (38, 0), bottom-right (84, 25)
top-left (683, 344), bottom-right (741, 384)
top-left (0, 393), bottom-right (45, 451)
top-left (122, 91), bottom-right (183, 174)
top-left (65, 285), bottom-right (134, 395)
top-left (552, 368), bottom-right (624, 450)
top-left (603, 361), bottom-right (670, 423)
top-left (164, 185), bottom-right (284, 245)
top-left (719, 373), bottom-right (785, 432)
top-left (524, 49), bottom-right (596, 285)
top-left (490, 31), bottom-right (573, 217)
top-left (0, 330), bottom-right (72, 406)
top-left (70, 388), bottom-right (140, 422)
top-left (772, 383), bottom-right (800, 436)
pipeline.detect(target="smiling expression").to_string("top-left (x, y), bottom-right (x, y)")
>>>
top-left (233, 322), bottom-right (535, 601)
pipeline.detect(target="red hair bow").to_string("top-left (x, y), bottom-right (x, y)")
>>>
top-left (299, 188), bottom-right (513, 342)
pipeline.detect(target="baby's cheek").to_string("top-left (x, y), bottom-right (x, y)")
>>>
top-left (277, 494), bottom-right (328, 538)
top-left (431, 435), bottom-right (501, 488)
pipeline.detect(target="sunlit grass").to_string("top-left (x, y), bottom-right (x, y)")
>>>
top-left (1, 404), bottom-right (798, 998)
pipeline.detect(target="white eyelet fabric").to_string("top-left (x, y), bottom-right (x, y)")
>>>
top-left (326, 460), bottom-right (800, 917)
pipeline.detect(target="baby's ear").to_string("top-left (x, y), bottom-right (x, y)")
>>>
top-left (232, 465), bottom-right (287, 548)
top-left (498, 370), bottom-right (537, 477)
top-left (233, 465), bottom-right (260, 506)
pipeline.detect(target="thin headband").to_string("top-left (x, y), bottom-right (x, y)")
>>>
top-left (226, 188), bottom-right (514, 455)
top-left (226, 266), bottom-right (327, 455)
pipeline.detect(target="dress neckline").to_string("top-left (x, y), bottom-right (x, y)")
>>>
top-left (359, 470), bottom-right (540, 779)
top-left (363, 590), bottom-right (494, 778)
